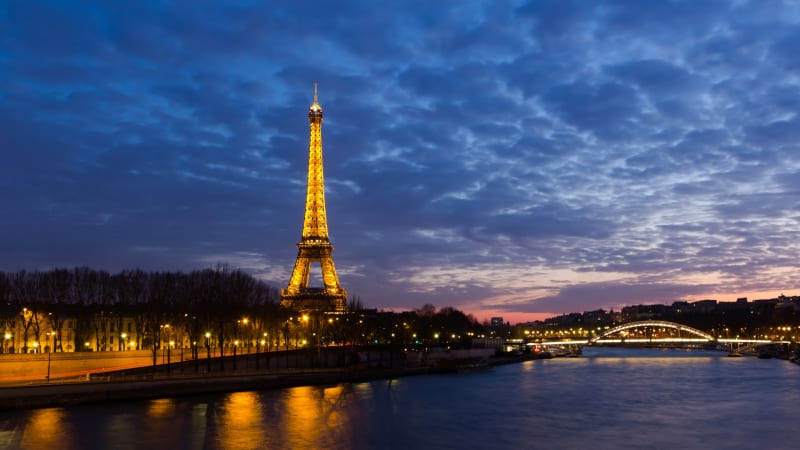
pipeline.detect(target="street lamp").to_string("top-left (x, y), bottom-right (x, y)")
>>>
top-left (204, 331), bottom-right (212, 371)
top-left (45, 331), bottom-right (54, 381)
top-left (166, 340), bottom-right (175, 370)
top-left (43, 331), bottom-right (55, 353)
top-left (121, 332), bottom-right (127, 351)
top-left (233, 340), bottom-right (239, 370)
top-left (3, 333), bottom-right (10, 354)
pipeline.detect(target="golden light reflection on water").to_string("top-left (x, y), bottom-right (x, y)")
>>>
top-left (521, 360), bottom-right (536, 372)
top-left (216, 391), bottom-right (266, 449)
top-left (589, 356), bottom-right (716, 366)
top-left (138, 398), bottom-right (183, 448)
top-left (281, 384), bottom-right (360, 448)
top-left (284, 386), bottom-right (323, 444)
top-left (147, 398), bottom-right (176, 418)
top-left (321, 385), bottom-right (347, 429)
top-left (20, 408), bottom-right (68, 449)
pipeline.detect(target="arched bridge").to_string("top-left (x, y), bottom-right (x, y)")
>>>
top-left (590, 320), bottom-right (714, 344)
top-left (536, 320), bottom-right (789, 351)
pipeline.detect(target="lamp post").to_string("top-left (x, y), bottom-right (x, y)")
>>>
top-left (205, 331), bottom-right (212, 372)
top-left (302, 314), bottom-right (309, 349)
top-left (121, 332), bottom-right (127, 352)
top-left (241, 318), bottom-right (249, 353)
top-left (45, 332), bottom-right (54, 382)
top-left (233, 340), bottom-right (239, 370)
top-left (3, 333), bottom-right (10, 354)
top-left (48, 330), bottom-right (55, 353)
top-left (284, 319), bottom-right (291, 351)
top-left (260, 338), bottom-right (267, 369)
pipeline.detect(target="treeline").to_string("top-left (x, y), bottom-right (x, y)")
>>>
top-left (345, 303), bottom-right (486, 349)
top-left (0, 267), bottom-right (489, 357)
top-left (0, 266), bottom-right (285, 356)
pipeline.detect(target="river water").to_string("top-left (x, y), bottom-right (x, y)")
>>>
top-left (1, 347), bottom-right (797, 449)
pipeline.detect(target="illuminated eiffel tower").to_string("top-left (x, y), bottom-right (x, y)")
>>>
top-left (281, 85), bottom-right (347, 313)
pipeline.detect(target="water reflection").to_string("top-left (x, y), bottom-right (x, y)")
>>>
top-left (147, 398), bottom-right (176, 419)
top-left (104, 413), bottom-right (137, 450)
top-left (1, 349), bottom-right (797, 449)
top-left (189, 403), bottom-right (208, 450)
top-left (20, 408), bottom-right (67, 449)
top-left (216, 391), bottom-right (265, 449)
top-left (140, 398), bottom-right (182, 448)
top-left (281, 384), bottom-right (358, 448)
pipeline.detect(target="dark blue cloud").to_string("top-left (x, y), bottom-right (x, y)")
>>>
top-left (1, 0), bottom-right (799, 321)
top-left (541, 81), bottom-right (644, 140)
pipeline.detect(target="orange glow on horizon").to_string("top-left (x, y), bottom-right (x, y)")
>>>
top-left (379, 286), bottom-right (799, 325)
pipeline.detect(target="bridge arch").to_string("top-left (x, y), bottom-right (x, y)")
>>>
top-left (589, 320), bottom-right (714, 344)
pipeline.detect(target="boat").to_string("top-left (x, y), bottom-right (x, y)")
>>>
top-left (727, 350), bottom-right (742, 357)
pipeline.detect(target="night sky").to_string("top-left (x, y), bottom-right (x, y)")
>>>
top-left (2, 1), bottom-right (799, 323)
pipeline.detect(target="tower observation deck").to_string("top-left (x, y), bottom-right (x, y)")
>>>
top-left (281, 85), bottom-right (347, 313)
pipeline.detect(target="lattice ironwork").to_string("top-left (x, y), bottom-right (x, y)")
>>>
top-left (281, 85), bottom-right (347, 313)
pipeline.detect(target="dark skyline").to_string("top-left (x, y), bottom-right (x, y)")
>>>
top-left (2, 1), bottom-right (799, 322)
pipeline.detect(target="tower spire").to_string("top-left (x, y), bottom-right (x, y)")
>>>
top-left (281, 84), bottom-right (347, 313)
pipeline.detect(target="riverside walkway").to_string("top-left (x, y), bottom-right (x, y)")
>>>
top-left (0, 347), bottom-right (515, 410)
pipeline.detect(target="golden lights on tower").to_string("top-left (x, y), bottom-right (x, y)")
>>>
top-left (281, 85), bottom-right (347, 312)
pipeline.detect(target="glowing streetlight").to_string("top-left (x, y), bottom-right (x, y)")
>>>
top-left (204, 332), bottom-right (212, 360)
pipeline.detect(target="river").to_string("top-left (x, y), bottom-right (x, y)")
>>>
top-left (1, 347), bottom-right (797, 449)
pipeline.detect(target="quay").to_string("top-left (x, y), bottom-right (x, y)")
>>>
top-left (0, 348), bottom-right (532, 410)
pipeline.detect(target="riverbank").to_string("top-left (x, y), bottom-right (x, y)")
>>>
top-left (5, 347), bottom-right (796, 449)
top-left (0, 353), bottom-right (533, 410)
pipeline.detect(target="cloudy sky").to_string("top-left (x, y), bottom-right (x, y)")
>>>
top-left (3, 1), bottom-right (800, 323)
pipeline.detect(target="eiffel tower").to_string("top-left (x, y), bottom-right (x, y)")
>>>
top-left (281, 85), bottom-right (347, 313)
